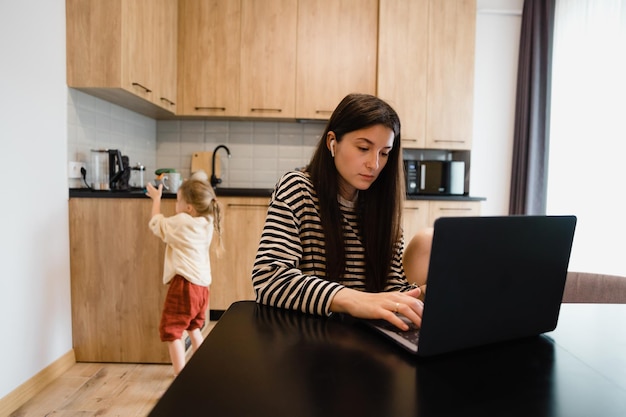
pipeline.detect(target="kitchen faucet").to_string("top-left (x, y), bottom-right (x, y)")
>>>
top-left (211, 145), bottom-right (231, 187)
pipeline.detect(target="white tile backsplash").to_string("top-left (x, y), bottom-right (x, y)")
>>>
top-left (67, 89), bottom-right (157, 188)
top-left (67, 89), bottom-right (326, 189)
top-left (156, 119), bottom-right (325, 188)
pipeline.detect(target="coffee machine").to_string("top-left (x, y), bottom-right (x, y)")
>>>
top-left (90, 149), bottom-right (130, 190)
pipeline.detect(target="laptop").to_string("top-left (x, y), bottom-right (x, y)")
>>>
top-left (365, 215), bottom-right (577, 356)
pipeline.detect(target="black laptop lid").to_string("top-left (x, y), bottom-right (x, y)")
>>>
top-left (417, 215), bottom-right (577, 357)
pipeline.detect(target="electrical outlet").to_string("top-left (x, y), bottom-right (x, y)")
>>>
top-left (68, 161), bottom-right (86, 179)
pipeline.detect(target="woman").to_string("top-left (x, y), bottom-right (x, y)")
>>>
top-left (251, 93), bottom-right (423, 330)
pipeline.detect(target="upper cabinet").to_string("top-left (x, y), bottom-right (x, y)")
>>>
top-left (177, 0), bottom-right (241, 117)
top-left (378, 0), bottom-right (429, 149)
top-left (178, 0), bottom-right (376, 120)
top-left (178, 0), bottom-right (298, 119)
top-left (295, 0), bottom-right (378, 120)
top-left (66, 0), bottom-right (177, 118)
top-left (67, 0), bottom-right (475, 142)
top-left (378, 0), bottom-right (476, 150)
top-left (239, 0), bottom-right (298, 119)
top-left (155, 0), bottom-right (178, 112)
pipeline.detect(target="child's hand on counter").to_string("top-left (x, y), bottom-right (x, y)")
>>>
top-left (146, 182), bottom-right (163, 200)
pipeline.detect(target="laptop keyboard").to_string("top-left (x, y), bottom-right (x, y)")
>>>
top-left (371, 316), bottom-right (420, 345)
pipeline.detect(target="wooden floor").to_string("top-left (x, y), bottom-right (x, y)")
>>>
top-left (9, 362), bottom-right (175, 417)
top-left (9, 322), bottom-right (217, 417)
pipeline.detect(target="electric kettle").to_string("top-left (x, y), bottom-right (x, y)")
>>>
top-left (90, 149), bottom-right (127, 190)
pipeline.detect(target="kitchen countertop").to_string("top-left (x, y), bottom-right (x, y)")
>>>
top-left (69, 188), bottom-right (485, 201)
top-left (406, 194), bottom-right (485, 201)
top-left (69, 188), bottom-right (275, 199)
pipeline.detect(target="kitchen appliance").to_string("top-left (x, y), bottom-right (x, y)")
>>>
top-left (404, 160), bottom-right (465, 195)
top-left (90, 149), bottom-right (128, 190)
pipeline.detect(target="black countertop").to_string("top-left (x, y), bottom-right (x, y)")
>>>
top-left (69, 188), bottom-right (275, 199)
top-left (69, 188), bottom-right (485, 201)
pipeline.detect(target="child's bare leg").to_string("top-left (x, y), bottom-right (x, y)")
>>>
top-left (188, 328), bottom-right (204, 352)
top-left (167, 339), bottom-right (186, 376)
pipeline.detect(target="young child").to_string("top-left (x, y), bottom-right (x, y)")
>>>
top-left (146, 170), bottom-right (222, 376)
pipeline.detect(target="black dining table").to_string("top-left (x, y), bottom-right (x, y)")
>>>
top-left (149, 301), bottom-right (626, 417)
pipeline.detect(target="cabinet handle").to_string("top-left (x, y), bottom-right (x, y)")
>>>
top-left (438, 208), bottom-right (473, 212)
top-left (433, 139), bottom-right (467, 144)
top-left (402, 138), bottom-right (419, 143)
top-left (160, 97), bottom-right (175, 106)
top-left (315, 110), bottom-right (333, 115)
top-left (250, 108), bottom-right (282, 113)
top-left (195, 106), bottom-right (226, 111)
top-left (227, 204), bottom-right (269, 208)
top-left (404, 207), bottom-right (422, 211)
top-left (131, 82), bottom-right (152, 93)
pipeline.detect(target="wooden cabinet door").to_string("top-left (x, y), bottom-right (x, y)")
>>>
top-left (428, 200), bottom-right (481, 226)
top-left (209, 197), bottom-right (269, 310)
top-left (378, 0), bottom-right (429, 149)
top-left (239, 0), bottom-right (297, 118)
top-left (177, 0), bottom-right (241, 116)
top-left (66, 0), bottom-right (177, 117)
top-left (69, 198), bottom-right (176, 363)
top-left (296, 0), bottom-right (378, 120)
top-left (425, 0), bottom-right (476, 150)
top-left (377, 0), bottom-right (476, 150)
top-left (154, 0), bottom-right (178, 112)
top-left (123, 0), bottom-right (156, 103)
top-left (402, 200), bottom-right (430, 246)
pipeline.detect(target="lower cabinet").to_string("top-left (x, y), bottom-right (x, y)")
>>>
top-left (68, 195), bottom-right (476, 362)
top-left (402, 200), bottom-right (481, 244)
top-left (209, 196), bottom-right (270, 311)
top-left (69, 198), bottom-right (176, 363)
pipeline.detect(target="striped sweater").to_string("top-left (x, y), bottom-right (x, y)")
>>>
top-left (251, 170), bottom-right (412, 316)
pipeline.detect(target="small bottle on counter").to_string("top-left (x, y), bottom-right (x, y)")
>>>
top-left (130, 163), bottom-right (146, 189)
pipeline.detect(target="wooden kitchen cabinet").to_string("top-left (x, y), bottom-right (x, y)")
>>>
top-left (402, 200), bottom-right (430, 244)
top-left (209, 196), bottom-right (269, 310)
top-left (402, 200), bottom-right (481, 245)
top-left (154, 0), bottom-right (178, 113)
top-left (179, 0), bottom-right (376, 121)
top-left (295, 0), bottom-right (378, 120)
top-left (378, 0), bottom-right (429, 149)
top-left (378, 0), bottom-right (476, 150)
top-left (178, 0), bottom-right (298, 119)
top-left (69, 198), bottom-right (177, 363)
top-left (68, 195), bottom-right (269, 362)
top-left (428, 200), bottom-right (481, 226)
top-left (66, 0), bottom-right (177, 117)
top-left (239, 0), bottom-right (298, 118)
top-left (177, 0), bottom-right (241, 116)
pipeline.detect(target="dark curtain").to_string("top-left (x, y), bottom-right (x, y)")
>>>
top-left (509, 0), bottom-right (556, 215)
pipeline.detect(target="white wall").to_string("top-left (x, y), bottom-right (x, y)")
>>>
top-left (471, 0), bottom-right (524, 215)
top-left (0, 0), bottom-right (72, 400)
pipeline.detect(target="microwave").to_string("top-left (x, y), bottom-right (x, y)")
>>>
top-left (404, 160), bottom-right (465, 195)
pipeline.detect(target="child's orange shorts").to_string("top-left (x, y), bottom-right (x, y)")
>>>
top-left (159, 275), bottom-right (209, 342)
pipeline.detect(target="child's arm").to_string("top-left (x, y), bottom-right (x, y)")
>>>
top-left (145, 182), bottom-right (163, 218)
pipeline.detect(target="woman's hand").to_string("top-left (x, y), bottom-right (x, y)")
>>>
top-left (330, 287), bottom-right (424, 331)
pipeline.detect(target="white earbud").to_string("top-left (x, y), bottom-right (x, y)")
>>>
top-left (330, 140), bottom-right (336, 157)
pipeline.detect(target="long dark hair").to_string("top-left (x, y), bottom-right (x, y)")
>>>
top-left (308, 93), bottom-right (404, 292)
